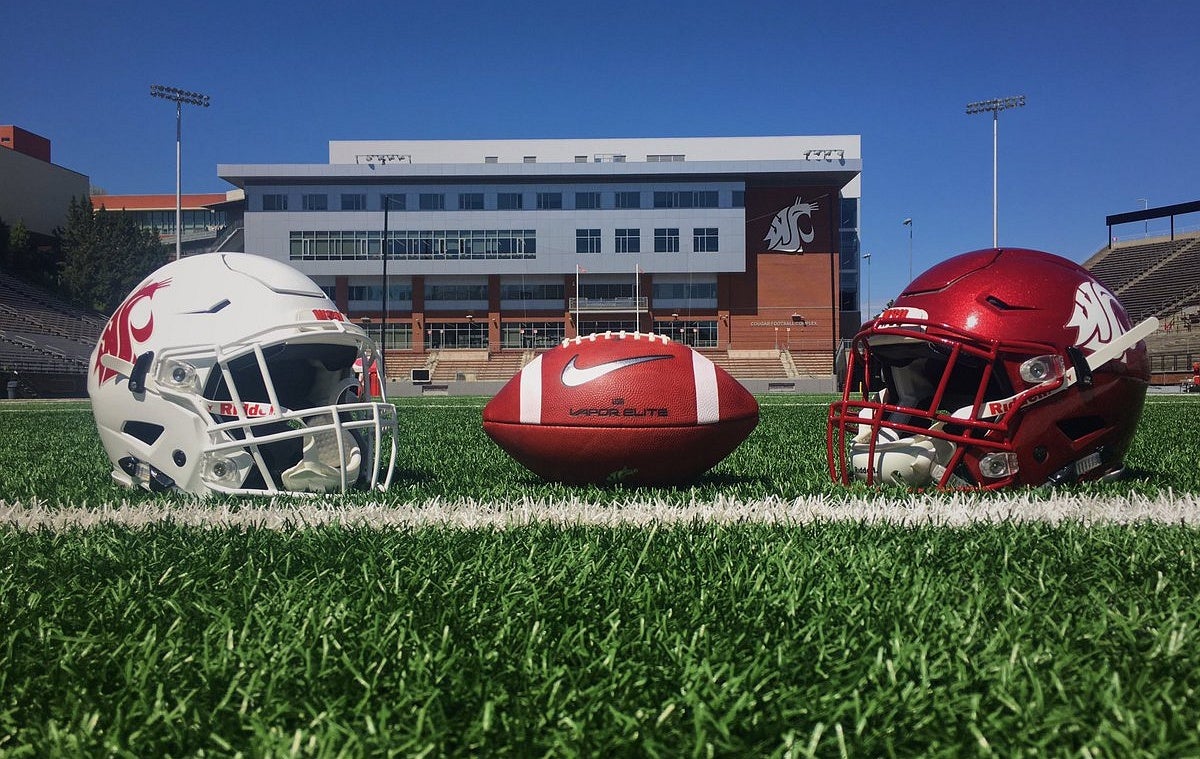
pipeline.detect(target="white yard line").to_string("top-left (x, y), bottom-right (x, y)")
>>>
top-left (3, 492), bottom-right (1198, 531)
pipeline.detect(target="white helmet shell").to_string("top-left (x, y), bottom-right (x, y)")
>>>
top-left (87, 253), bottom-right (397, 496)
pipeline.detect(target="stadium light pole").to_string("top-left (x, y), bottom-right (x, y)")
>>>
top-left (1138, 198), bottom-right (1148, 234)
top-left (150, 84), bottom-right (210, 261)
top-left (380, 192), bottom-right (395, 379)
top-left (903, 218), bottom-right (913, 281)
top-left (966, 95), bottom-right (1025, 248)
top-left (862, 251), bottom-right (872, 321)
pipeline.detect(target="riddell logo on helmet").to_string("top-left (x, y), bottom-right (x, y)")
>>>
top-left (311, 308), bottom-right (345, 321)
top-left (205, 400), bottom-right (276, 418)
top-left (94, 279), bottom-right (171, 384)
top-left (1066, 281), bottom-right (1126, 355)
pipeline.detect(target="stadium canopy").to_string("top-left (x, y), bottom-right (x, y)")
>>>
top-left (1107, 199), bottom-right (1200, 242)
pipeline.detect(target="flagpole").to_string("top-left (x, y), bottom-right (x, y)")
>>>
top-left (634, 264), bottom-right (640, 332)
top-left (575, 264), bottom-right (581, 337)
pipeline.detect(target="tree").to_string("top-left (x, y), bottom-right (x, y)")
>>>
top-left (0, 216), bottom-right (9, 271)
top-left (59, 195), bottom-right (169, 314)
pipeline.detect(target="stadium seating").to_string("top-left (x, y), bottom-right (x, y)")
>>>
top-left (1084, 232), bottom-right (1200, 385)
top-left (1084, 235), bottom-right (1200, 321)
top-left (0, 271), bottom-right (103, 396)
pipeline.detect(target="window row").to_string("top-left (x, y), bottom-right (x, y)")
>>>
top-left (576, 228), bottom-right (720, 254)
top-left (651, 319), bottom-right (718, 348)
top-left (329, 281), bottom-right (713, 305)
top-left (346, 283), bottom-right (567, 303)
top-left (289, 229), bottom-right (536, 261)
top-left (263, 189), bottom-right (743, 212)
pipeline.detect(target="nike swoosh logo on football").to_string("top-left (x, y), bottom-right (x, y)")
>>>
top-left (560, 354), bottom-right (673, 387)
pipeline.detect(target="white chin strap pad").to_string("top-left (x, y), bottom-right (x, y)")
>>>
top-left (850, 427), bottom-right (956, 487)
top-left (281, 426), bottom-right (362, 492)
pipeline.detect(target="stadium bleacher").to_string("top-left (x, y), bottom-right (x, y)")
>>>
top-left (0, 271), bottom-right (103, 397)
top-left (1083, 231), bottom-right (1200, 385)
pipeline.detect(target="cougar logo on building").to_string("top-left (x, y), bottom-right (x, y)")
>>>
top-left (764, 197), bottom-right (819, 253)
top-left (1066, 280), bottom-right (1126, 355)
top-left (94, 279), bottom-right (172, 384)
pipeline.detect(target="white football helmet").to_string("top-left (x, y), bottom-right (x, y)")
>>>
top-left (88, 253), bottom-right (397, 496)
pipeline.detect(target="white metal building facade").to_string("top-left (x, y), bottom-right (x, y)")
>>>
top-left (218, 135), bottom-right (861, 357)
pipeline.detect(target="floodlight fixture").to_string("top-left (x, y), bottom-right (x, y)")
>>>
top-left (150, 84), bottom-right (211, 260)
top-left (964, 95), bottom-right (1026, 115)
top-left (966, 94), bottom-right (1025, 247)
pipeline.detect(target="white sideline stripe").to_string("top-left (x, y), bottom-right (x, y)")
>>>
top-left (693, 350), bottom-right (720, 424)
top-left (519, 354), bottom-right (543, 424)
top-left (4, 492), bottom-right (1200, 530)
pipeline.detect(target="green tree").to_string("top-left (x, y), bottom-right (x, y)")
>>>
top-left (60, 195), bottom-right (169, 313)
top-left (0, 215), bottom-right (10, 271)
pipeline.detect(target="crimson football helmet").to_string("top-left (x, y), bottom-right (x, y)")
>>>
top-left (828, 248), bottom-right (1157, 489)
top-left (88, 253), bottom-right (397, 496)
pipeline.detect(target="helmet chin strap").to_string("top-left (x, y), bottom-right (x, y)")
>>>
top-left (851, 420), bottom-right (960, 487)
top-left (280, 377), bottom-right (364, 493)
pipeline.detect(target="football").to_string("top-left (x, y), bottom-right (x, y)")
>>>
top-left (482, 331), bottom-right (759, 485)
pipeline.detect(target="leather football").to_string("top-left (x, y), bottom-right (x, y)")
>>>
top-left (483, 331), bottom-right (759, 485)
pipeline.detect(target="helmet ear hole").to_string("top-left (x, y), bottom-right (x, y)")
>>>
top-left (122, 420), bottom-right (165, 446)
top-left (1056, 415), bottom-right (1107, 442)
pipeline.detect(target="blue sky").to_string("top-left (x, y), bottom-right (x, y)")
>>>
top-left (4, 0), bottom-right (1197, 311)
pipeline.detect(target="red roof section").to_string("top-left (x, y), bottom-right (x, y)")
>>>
top-left (92, 193), bottom-right (228, 211)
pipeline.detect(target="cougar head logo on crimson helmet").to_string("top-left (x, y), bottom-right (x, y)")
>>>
top-left (1066, 280), bottom-right (1127, 355)
top-left (87, 253), bottom-right (397, 496)
top-left (828, 248), bottom-right (1157, 489)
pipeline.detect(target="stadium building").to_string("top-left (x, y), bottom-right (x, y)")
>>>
top-left (216, 136), bottom-right (862, 381)
top-left (89, 191), bottom-right (244, 256)
top-left (0, 125), bottom-right (89, 240)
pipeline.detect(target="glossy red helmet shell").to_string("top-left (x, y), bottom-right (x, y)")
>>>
top-left (828, 248), bottom-right (1153, 489)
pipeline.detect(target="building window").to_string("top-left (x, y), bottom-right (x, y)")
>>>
top-left (523, 156), bottom-right (537, 163)
top-left (425, 321), bottom-right (488, 349)
top-left (647, 154), bottom-right (685, 162)
top-left (652, 319), bottom-right (717, 348)
top-left (302, 194), bottom-right (328, 211)
top-left (576, 228), bottom-right (601, 254)
top-left (653, 190), bottom-right (718, 209)
top-left (500, 283), bottom-right (565, 301)
top-left (497, 192), bottom-right (523, 210)
top-left (615, 228), bottom-right (640, 253)
top-left (652, 281), bottom-right (718, 301)
top-left (502, 322), bottom-right (564, 348)
top-left (419, 193), bottom-right (445, 211)
top-left (458, 192), bottom-right (484, 210)
top-left (424, 284), bottom-right (489, 302)
top-left (693, 228), bottom-right (719, 252)
top-left (575, 191), bottom-right (601, 209)
top-left (732, 190), bottom-right (745, 208)
top-left (347, 283), bottom-right (413, 303)
top-left (289, 229), bottom-right (536, 261)
top-left (381, 193), bottom-right (405, 211)
top-left (341, 193), bottom-right (367, 211)
top-left (615, 191), bottom-right (641, 209)
top-left (262, 193), bottom-right (288, 211)
top-left (536, 192), bottom-right (562, 210)
top-left (654, 228), bottom-right (680, 253)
